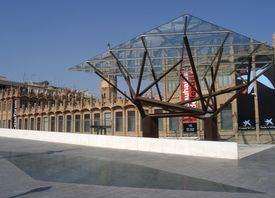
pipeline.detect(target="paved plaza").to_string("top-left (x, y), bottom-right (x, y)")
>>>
top-left (0, 136), bottom-right (275, 198)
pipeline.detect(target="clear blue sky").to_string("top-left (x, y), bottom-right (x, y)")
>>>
top-left (0, 0), bottom-right (274, 96)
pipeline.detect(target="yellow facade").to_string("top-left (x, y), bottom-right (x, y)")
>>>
top-left (1, 76), bottom-right (275, 144)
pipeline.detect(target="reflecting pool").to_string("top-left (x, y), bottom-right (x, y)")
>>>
top-left (0, 151), bottom-right (261, 193)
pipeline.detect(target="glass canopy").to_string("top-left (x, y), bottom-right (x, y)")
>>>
top-left (69, 14), bottom-right (274, 139)
top-left (69, 14), bottom-right (273, 81)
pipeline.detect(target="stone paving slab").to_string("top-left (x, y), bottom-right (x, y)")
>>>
top-left (0, 137), bottom-right (275, 198)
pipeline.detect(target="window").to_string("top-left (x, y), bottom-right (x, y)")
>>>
top-left (154, 109), bottom-right (163, 131)
top-left (30, 118), bottom-right (34, 130)
top-left (36, 117), bottom-right (41, 130)
top-left (7, 101), bottom-right (11, 112)
top-left (168, 81), bottom-right (177, 93)
top-left (104, 112), bottom-right (111, 132)
top-left (75, 114), bottom-right (81, 133)
top-left (58, 116), bottom-right (63, 132)
top-left (50, 116), bottom-right (55, 131)
top-left (220, 104), bottom-right (233, 130)
top-left (93, 113), bottom-right (100, 133)
top-left (218, 75), bottom-right (232, 88)
top-left (84, 114), bottom-right (90, 133)
top-left (169, 117), bottom-right (179, 131)
top-left (127, 111), bottom-right (135, 132)
top-left (66, 115), bottom-right (71, 132)
top-left (3, 102), bottom-right (6, 112)
top-left (43, 117), bottom-right (48, 131)
top-left (24, 118), bottom-right (28, 130)
top-left (115, 111), bottom-right (123, 132)
top-left (93, 113), bottom-right (100, 126)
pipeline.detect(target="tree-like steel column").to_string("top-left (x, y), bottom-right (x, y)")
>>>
top-left (83, 34), bottom-right (272, 140)
top-left (69, 14), bottom-right (275, 142)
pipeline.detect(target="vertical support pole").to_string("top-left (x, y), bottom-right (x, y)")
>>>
top-left (252, 55), bottom-right (260, 143)
top-left (203, 117), bottom-right (218, 140)
top-left (233, 101), bottom-right (239, 141)
top-left (141, 116), bottom-right (159, 138)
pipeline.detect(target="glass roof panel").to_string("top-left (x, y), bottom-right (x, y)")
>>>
top-left (69, 14), bottom-right (273, 82)
top-left (145, 15), bottom-right (185, 35)
top-left (187, 15), bottom-right (226, 33)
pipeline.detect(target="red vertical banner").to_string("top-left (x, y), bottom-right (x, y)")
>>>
top-left (181, 69), bottom-right (197, 123)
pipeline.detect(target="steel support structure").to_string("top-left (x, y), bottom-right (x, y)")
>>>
top-left (86, 32), bottom-right (271, 140)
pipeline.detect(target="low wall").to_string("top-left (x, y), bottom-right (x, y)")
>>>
top-left (0, 128), bottom-right (238, 159)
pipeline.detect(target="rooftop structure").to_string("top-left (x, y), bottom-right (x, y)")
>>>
top-left (70, 14), bottom-right (273, 79)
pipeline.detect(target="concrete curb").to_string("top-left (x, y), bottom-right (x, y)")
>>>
top-left (0, 128), bottom-right (238, 159)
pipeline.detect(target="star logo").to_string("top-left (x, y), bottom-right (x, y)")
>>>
top-left (237, 65), bottom-right (275, 94)
top-left (264, 118), bottom-right (274, 126)
top-left (243, 120), bottom-right (251, 127)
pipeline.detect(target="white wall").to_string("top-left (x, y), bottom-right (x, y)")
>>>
top-left (0, 128), bottom-right (238, 159)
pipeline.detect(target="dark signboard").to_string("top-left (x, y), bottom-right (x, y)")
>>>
top-left (183, 123), bottom-right (197, 133)
top-left (11, 98), bottom-right (17, 129)
top-left (236, 67), bottom-right (256, 130)
top-left (256, 64), bottom-right (275, 129)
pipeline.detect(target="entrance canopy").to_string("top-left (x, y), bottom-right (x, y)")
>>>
top-left (69, 14), bottom-right (274, 118)
top-left (69, 14), bottom-right (274, 139)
